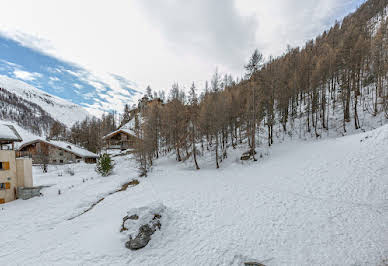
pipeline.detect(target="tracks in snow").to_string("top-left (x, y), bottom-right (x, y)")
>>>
top-left (68, 179), bottom-right (139, 221)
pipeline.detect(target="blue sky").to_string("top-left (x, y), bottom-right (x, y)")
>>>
top-left (0, 35), bottom-right (141, 115)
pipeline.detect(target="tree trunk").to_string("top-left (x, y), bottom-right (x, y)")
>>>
top-left (215, 132), bottom-right (219, 169)
top-left (193, 127), bottom-right (200, 170)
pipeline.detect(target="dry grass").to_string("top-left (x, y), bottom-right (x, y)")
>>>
top-left (68, 179), bottom-right (140, 221)
top-left (119, 179), bottom-right (139, 191)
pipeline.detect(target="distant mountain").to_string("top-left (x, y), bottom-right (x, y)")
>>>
top-left (0, 35), bottom-right (142, 115)
top-left (0, 75), bottom-right (89, 127)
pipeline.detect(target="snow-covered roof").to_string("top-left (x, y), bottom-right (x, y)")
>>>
top-left (103, 127), bottom-right (137, 140)
top-left (0, 124), bottom-right (23, 142)
top-left (19, 139), bottom-right (98, 158)
top-left (103, 116), bottom-right (142, 140)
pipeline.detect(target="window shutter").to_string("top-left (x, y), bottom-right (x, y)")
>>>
top-left (5, 182), bottom-right (11, 189)
top-left (3, 162), bottom-right (10, 170)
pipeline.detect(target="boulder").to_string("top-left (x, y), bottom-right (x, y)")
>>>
top-left (122, 203), bottom-right (166, 250)
top-left (125, 224), bottom-right (155, 250)
top-left (240, 149), bottom-right (257, 161)
top-left (240, 153), bottom-right (251, 160)
top-left (125, 215), bottom-right (162, 250)
top-left (244, 262), bottom-right (266, 266)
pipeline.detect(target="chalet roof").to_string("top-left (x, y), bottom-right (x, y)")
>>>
top-left (18, 139), bottom-right (98, 158)
top-left (102, 127), bottom-right (137, 140)
top-left (0, 124), bottom-right (23, 143)
top-left (103, 116), bottom-right (142, 140)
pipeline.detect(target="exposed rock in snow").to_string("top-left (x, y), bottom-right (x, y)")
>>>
top-left (244, 262), bottom-right (266, 266)
top-left (122, 203), bottom-right (165, 250)
top-left (125, 224), bottom-right (156, 250)
top-left (0, 125), bottom-right (387, 265)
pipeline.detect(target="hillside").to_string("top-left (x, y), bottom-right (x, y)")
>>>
top-left (129, 0), bottom-right (388, 174)
top-left (0, 123), bottom-right (386, 265)
top-left (0, 74), bottom-right (93, 137)
top-left (0, 75), bottom-right (90, 126)
top-left (0, 35), bottom-right (142, 115)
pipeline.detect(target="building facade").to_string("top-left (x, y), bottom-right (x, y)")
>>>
top-left (103, 129), bottom-right (139, 150)
top-left (18, 140), bottom-right (98, 165)
top-left (0, 124), bottom-right (33, 204)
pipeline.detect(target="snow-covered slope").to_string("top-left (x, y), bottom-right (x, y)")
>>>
top-left (0, 124), bottom-right (386, 265)
top-left (0, 35), bottom-right (142, 115)
top-left (0, 75), bottom-right (90, 127)
top-left (368, 6), bottom-right (388, 36)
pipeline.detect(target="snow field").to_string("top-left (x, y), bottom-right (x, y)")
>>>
top-left (0, 125), bottom-right (387, 265)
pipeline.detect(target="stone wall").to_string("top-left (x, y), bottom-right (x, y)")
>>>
top-left (25, 141), bottom-right (81, 164)
top-left (47, 145), bottom-right (80, 164)
top-left (17, 187), bottom-right (43, 200)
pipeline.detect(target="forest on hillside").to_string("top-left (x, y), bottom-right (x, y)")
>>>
top-left (0, 87), bottom-right (63, 136)
top-left (8, 0), bottom-right (386, 169)
top-left (130, 0), bottom-right (388, 173)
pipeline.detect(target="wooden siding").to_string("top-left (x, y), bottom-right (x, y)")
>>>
top-left (105, 132), bottom-right (137, 150)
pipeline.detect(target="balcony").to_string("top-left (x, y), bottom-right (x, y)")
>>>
top-left (16, 151), bottom-right (33, 159)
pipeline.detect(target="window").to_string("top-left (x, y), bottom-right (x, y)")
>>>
top-left (59, 152), bottom-right (64, 156)
top-left (0, 183), bottom-right (10, 190)
top-left (0, 162), bottom-right (10, 170)
top-left (52, 160), bottom-right (57, 163)
top-left (60, 160), bottom-right (64, 164)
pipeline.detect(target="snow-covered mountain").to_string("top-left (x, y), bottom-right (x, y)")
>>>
top-left (0, 35), bottom-right (142, 116)
top-left (0, 75), bottom-right (89, 127)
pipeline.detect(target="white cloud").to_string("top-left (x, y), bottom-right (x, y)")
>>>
top-left (235, 0), bottom-right (363, 57)
top-left (1, 30), bottom-right (54, 54)
top-left (73, 83), bottom-right (83, 89)
top-left (0, 0), bottom-right (365, 93)
top-left (1, 59), bottom-right (21, 68)
top-left (13, 69), bottom-right (42, 81)
top-left (137, 0), bottom-right (257, 72)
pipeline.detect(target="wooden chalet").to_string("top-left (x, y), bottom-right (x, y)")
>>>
top-left (18, 139), bottom-right (98, 164)
top-left (103, 125), bottom-right (139, 150)
top-left (103, 96), bottom-right (163, 151)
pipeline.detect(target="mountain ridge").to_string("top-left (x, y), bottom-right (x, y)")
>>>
top-left (0, 74), bottom-right (90, 127)
top-left (0, 35), bottom-right (142, 115)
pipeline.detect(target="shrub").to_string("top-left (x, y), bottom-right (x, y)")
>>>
top-left (65, 166), bottom-right (75, 176)
top-left (96, 153), bottom-right (114, 177)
